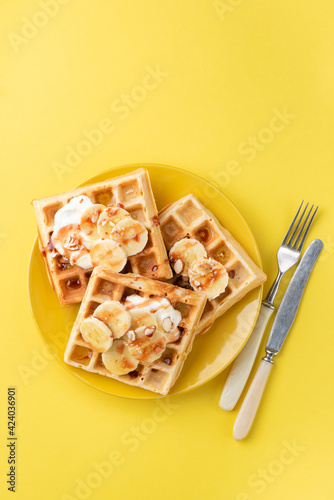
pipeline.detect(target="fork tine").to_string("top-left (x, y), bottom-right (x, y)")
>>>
top-left (282, 201), bottom-right (304, 245)
top-left (296, 205), bottom-right (318, 251)
top-left (292, 204), bottom-right (314, 249)
top-left (287, 202), bottom-right (309, 246)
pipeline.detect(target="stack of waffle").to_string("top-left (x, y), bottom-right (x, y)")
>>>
top-left (32, 169), bottom-right (266, 394)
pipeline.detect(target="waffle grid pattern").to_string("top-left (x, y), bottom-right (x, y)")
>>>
top-left (32, 169), bottom-right (172, 305)
top-left (64, 267), bottom-right (206, 395)
top-left (159, 194), bottom-right (266, 334)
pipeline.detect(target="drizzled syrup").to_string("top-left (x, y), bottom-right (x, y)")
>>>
top-left (195, 227), bottom-right (210, 243)
top-left (47, 235), bottom-right (55, 251)
top-left (57, 260), bottom-right (71, 271)
top-left (66, 278), bottom-right (81, 290)
top-left (152, 215), bottom-right (159, 226)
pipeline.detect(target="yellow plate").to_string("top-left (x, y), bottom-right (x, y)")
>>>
top-left (28, 164), bottom-right (264, 399)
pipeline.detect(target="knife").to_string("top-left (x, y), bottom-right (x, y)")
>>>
top-left (233, 239), bottom-right (323, 441)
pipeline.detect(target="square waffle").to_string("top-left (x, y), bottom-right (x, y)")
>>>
top-left (32, 168), bottom-right (172, 306)
top-left (64, 267), bottom-right (206, 395)
top-left (159, 194), bottom-right (266, 335)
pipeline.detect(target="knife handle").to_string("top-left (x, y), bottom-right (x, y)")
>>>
top-left (219, 304), bottom-right (274, 411)
top-left (233, 359), bottom-right (273, 441)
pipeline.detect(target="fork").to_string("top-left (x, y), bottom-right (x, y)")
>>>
top-left (219, 201), bottom-right (318, 411)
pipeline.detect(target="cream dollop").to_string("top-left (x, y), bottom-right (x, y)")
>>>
top-left (53, 196), bottom-right (94, 269)
top-left (124, 295), bottom-right (182, 332)
top-left (53, 196), bottom-right (93, 235)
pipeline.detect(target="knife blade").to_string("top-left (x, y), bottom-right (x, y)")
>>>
top-left (233, 238), bottom-right (323, 440)
top-left (265, 238), bottom-right (323, 357)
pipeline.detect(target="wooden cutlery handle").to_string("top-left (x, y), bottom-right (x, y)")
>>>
top-left (233, 359), bottom-right (273, 441)
top-left (219, 304), bottom-right (274, 411)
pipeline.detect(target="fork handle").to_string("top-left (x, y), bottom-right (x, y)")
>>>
top-left (233, 359), bottom-right (273, 441)
top-left (219, 304), bottom-right (274, 411)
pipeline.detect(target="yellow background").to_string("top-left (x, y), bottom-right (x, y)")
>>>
top-left (1, 1), bottom-right (333, 499)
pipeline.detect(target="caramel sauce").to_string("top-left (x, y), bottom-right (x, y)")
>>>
top-left (213, 247), bottom-right (230, 265)
top-left (122, 358), bottom-right (136, 370)
top-left (129, 336), bottom-right (165, 363)
top-left (163, 357), bottom-right (172, 365)
top-left (66, 278), bottom-right (81, 290)
top-left (195, 227), bottom-right (210, 243)
top-left (128, 370), bottom-right (139, 378)
top-left (57, 260), bottom-right (71, 271)
top-left (116, 343), bottom-right (125, 355)
top-left (95, 306), bottom-right (123, 324)
top-left (153, 215), bottom-right (159, 226)
top-left (229, 270), bottom-right (235, 278)
top-left (41, 247), bottom-right (46, 257)
top-left (114, 344), bottom-right (137, 371)
top-left (152, 265), bottom-right (158, 271)
top-left (47, 236), bottom-right (55, 251)
top-left (114, 221), bottom-right (145, 245)
top-left (125, 297), bottom-right (170, 313)
top-left (81, 207), bottom-right (103, 229)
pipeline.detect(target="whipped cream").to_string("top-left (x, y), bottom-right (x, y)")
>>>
top-left (124, 295), bottom-right (182, 331)
top-left (53, 196), bottom-right (93, 235)
top-left (52, 196), bottom-right (94, 269)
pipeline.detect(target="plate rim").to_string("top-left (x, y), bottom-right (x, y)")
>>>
top-left (28, 162), bottom-right (264, 399)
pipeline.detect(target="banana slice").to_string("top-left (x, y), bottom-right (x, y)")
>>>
top-left (189, 257), bottom-right (228, 299)
top-left (71, 249), bottom-right (93, 269)
top-left (111, 218), bottom-right (148, 256)
top-left (169, 238), bottom-right (207, 276)
top-left (97, 206), bottom-right (130, 238)
top-left (168, 327), bottom-right (181, 343)
top-left (90, 239), bottom-right (127, 272)
top-left (102, 340), bottom-right (139, 375)
top-left (80, 204), bottom-right (105, 246)
top-left (93, 301), bottom-right (131, 339)
top-left (80, 317), bottom-right (113, 352)
top-left (129, 309), bottom-right (157, 335)
top-left (127, 328), bottom-right (167, 363)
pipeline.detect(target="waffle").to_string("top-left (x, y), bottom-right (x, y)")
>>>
top-left (159, 194), bottom-right (266, 335)
top-left (64, 267), bottom-right (206, 395)
top-left (32, 169), bottom-right (172, 306)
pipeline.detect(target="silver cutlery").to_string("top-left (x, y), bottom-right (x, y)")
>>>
top-left (233, 239), bottom-right (323, 440)
top-left (219, 202), bottom-right (318, 411)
